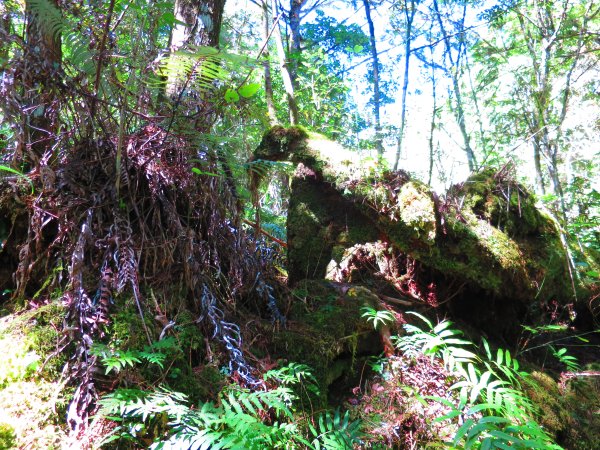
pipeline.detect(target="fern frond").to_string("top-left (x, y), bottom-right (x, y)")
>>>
top-left (28, 0), bottom-right (63, 40)
top-left (157, 46), bottom-right (256, 95)
top-left (310, 408), bottom-right (363, 450)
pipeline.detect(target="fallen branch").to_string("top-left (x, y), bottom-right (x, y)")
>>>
top-left (243, 219), bottom-right (287, 248)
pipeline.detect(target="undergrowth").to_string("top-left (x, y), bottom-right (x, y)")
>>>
top-left (95, 340), bottom-right (363, 449)
top-left (360, 309), bottom-right (565, 449)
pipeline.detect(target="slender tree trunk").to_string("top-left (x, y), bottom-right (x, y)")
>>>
top-left (431, 0), bottom-right (476, 171)
top-left (532, 139), bottom-right (546, 195)
top-left (363, 0), bottom-right (384, 158)
top-left (262, 0), bottom-right (279, 125)
top-left (0, 4), bottom-right (11, 62)
top-left (464, 52), bottom-right (487, 154)
top-left (288, 0), bottom-right (306, 85)
top-left (393, 0), bottom-right (416, 171)
top-left (23, 0), bottom-right (62, 166)
top-left (173, 0), bottom-right (225, 47)
top-left (271, 0), bottom-right (299, 125)
top-left (428, 59), bottom-right (437, 186)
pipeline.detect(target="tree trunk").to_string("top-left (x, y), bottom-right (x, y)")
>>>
top-left (262, 0), bottom-right (279, 125)
top-left (271, 0), bottom-right (299, 125)
top-left (0, 4), bottom-right (11, 62)
top-left (288, 0), bottom-right (306, 85)
top-left (23, 0), bottom-right (62, 166)
top-left (431, 0), bottom-right (476, 172)
top-left (533, 138), bottom-right (546, 195)
top-left (393, 0), bottom-right (416, 171)
top-left (363, 0), bottom-right (384, 158)
top-left (172, 0), bottom-right (225, 48)
top-left (428, 58), bottom-right (437, 186)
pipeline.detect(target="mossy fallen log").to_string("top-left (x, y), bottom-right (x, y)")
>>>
top-left (251, 126), bottom-right (593, 337)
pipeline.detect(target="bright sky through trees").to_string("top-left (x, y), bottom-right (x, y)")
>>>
top-left (225, 0), bottom-right (599, 194)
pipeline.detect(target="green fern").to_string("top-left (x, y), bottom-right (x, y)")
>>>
top-left (28, 0), bottom-right (63, 40)
top-left (397, 313), bottom-right (562, 449)
top-left (393, 312), bottom-right (478, 371)
top-left (157, 46), bottom-right (256, 94)
top-left (361, 306), bottom-right (395, 331)
top-left (550, 346), bottom-right (580, 372)
top-left (91, 337), bottom-right (179, 374)
top-left (309, 408), bottom-right (363, 450)
top-left (264, 362), bottom-right (316, 384)
top-left (96, 360), bottom-right (364, 449)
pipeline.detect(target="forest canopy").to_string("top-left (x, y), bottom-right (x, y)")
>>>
top-left (0, 0), bottom-right (599, 448)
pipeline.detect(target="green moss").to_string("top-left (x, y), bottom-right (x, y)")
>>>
top-left (524, 372), bottom-right (573, 433)
top-left (470, 219), bottom-right (525, 271)
top-left (455, 168), bottom-right (548, 238)
top-left (108, 297), bottom-right (155, 350)
top-left (0, 301), bottom-right (67, 380)
top-left (396, 181), bottom-right (437, 245)
top-left (273, 281), bottom-right (380, 401)
top-left (523, 371), bottom-right (600, 449)
top-left (0, 312), bottom-right (69, 449)
top-left (169, 364), bottom-right (225, 405)
top-left (0, 380), bottom-right (68, 449)
top-left (253, 126), bottom-right (309, 161)
top-left (287, 174), bottom-right (379, 283)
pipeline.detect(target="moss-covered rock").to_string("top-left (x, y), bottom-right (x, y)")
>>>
top-left (251, 128), bottom-right (582, 311)
top-left (523, 370), bottom-right (600, 449)
top-left (272, 281), bottom-right (384, 401)
top-left (287, 168), bottom-right (379, 285)
top-left (396, 181), bottom-right (437, 245)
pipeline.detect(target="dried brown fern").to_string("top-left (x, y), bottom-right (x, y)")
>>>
top-left (1, 124), bottom-right (285, 434)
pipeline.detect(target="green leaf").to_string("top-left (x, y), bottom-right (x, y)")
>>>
top-left (192, 167), bottom-right (219, 177)
top-left (466, 402), bottom-right (502, 415)
top-left (454, 419), bottom-right (474, 444)
top-left (238, 83), bottom-right (261, 98)
top-left (488, 429), bottom-right (525, 444)
top-left (406, 311), bottom-right (433, 330)
top-left (434, 408), bottom-right (462, 422)
top-left (0, 165), bottom-right (34, 193)
top-left (505, 349), bottom-right (512, 367)
top-left (224, 88), bottom-right (240, 102)
top-left (496, 348), bottom-right (504, 365)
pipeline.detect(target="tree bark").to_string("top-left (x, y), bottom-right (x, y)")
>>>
top-left (271, 0), bottom-right (299, 125)
top-left (166, 0), bottom-right (227, 96)
top-left (288, 0), bottom-right (307, 85)
top-left (0, 4), bottom-right (11, 63)
top-left (172, 0), bottom-right (226, 48)
top-left (428, 55), bottom-right (437, 186)
top-left (363, 0), bottom-right (384, 158)
top-left (392, 0), bottom-right (416, 171)
top-left (23, 0), bottom-right (62, 166)
top-left (262, 0), bottom-right (279, 125)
